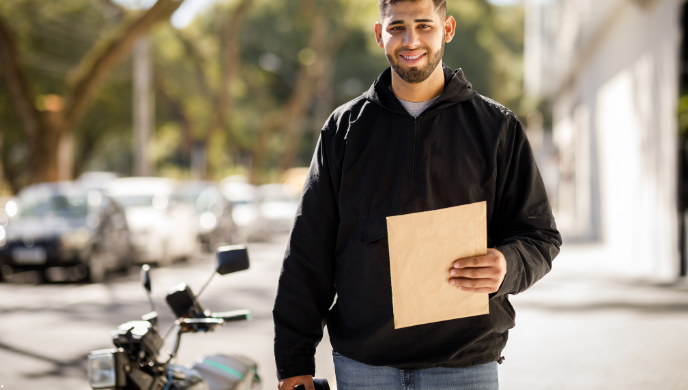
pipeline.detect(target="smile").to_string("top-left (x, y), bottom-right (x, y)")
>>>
top-left (401, 53), bottom-right (425, 60)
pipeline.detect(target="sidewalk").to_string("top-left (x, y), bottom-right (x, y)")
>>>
top-left (499, 244), bottom-right (688, 389)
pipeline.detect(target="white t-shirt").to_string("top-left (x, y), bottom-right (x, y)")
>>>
top-left (396, 95), bottom-right (440, 117)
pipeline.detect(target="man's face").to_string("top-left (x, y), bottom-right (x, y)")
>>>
top-left (375, 0), bottom-right (454, 84)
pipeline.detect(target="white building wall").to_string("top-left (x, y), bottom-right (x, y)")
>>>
top-left (526, 0), bottom-right (682, 280)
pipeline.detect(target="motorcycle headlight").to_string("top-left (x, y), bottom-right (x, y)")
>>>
top-left (87, 349), bottom-right (126, 389)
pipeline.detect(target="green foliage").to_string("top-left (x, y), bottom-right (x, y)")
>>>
top-left (679, 95), bottom-right (688, 138)
top-left (1, 0), bottom-right (527, 189)
top-left (0, 0), bottom-right (134, 190)
top-left (445, 0), bottom-right (525, 114)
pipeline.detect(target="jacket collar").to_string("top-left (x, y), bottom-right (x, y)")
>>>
top-left (362, 64), bottom-right (476, 116)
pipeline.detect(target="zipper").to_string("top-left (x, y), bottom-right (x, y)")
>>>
top-left (411, 116), bottom-right (417, 177)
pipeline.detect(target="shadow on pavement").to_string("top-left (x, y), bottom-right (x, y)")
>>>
top-left (0, 340), bottom-right (87, 379)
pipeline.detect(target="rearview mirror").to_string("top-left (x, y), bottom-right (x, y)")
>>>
top-left (216, 245), bottom-right (249, 275)
top-left (141, 264), bottom-right (151, 293)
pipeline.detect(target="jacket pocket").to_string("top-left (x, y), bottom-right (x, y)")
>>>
top-left (361, 215), bottom-right (388, 244)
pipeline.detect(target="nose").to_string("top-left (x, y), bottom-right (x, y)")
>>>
top-left (402, 28), bottom-right (420, 48)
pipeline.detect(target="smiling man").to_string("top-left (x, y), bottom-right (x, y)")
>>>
top-left (273, 0), bottom-right (561, 389)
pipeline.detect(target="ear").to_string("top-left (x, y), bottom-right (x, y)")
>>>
top-left (374, 22), bottom-right (384, 49)
top-left (444, 16), bottom-right (456, 43)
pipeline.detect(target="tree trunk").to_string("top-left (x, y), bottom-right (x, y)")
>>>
top-left (170, 0), bottom-right (252, 179)
top-left (0, 0), bottom-right (184, 186)
top-left (203, 0), bottom-right (253, 178)
top-left (250, 1), bottom-right (350, 182)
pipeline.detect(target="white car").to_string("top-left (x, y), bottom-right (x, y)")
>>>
top-left (257, 184), bottom-right (300, 236)
top-left (106, 177), bottom-right (198, 266)
top-left (219, 176), bottom-right (268, 242)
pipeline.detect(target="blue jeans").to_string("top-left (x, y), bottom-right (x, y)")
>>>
top-left (333, 351), bottom-right (499, 390)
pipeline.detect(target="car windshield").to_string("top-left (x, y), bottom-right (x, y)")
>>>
top-left (259, 185), bottom-right (299, 203)
top-left (15, 188), bottom-right (88, 219)
top-left (112, 195), bottom-right (154, 208)
top-left (177, 186), bottom-right (221, 212)
top-left (261, 195), bottom-right (294, 203)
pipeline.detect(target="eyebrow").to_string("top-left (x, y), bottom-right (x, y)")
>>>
top-left (388, 18), bottom-right (435, 26)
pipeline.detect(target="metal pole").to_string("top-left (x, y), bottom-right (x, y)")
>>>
top-left (133, 36), bottom-right (154, 177)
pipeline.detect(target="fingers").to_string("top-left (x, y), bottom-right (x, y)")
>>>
top-left (448, 277), bottom-right (499, 293)
top-left (452, 252), bottom-right (499, 269)
top-left (449, 266), bottom-right (499, 279)
top-left (277, 375), bottom-right (315, 390)
top-left (448, 249), bottom-right (507, 293)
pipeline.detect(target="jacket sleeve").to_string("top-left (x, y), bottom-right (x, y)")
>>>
top-left (492, 117), bottom-right (562, 298)
top-left (272, 131), bottom-right (339, 379)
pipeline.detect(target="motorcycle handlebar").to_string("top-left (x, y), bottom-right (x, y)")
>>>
top-left (181, 318), bottom-right (224, 325)
top-left (295, 379), bottom-right (330, 390)
top-left (211, 309), bottom-right (251, 322)
top-left (176, 309), bottom-right (250, 334)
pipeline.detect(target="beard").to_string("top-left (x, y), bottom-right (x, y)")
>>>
top-left (386, 37), bottom-right (445, 84)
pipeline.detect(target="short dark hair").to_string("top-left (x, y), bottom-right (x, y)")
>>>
top-left (379, 0), bottom-right (447, 21)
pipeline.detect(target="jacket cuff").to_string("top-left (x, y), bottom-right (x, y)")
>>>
top-left (275, 355), bottom-right (315, 380)
top-left (491, 245), bottom-right (522, 298)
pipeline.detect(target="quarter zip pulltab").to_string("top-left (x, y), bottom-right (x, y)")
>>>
top-left (411, 116), bottom-right (417, 177)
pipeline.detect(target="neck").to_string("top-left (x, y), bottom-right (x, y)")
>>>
top-left (389, 63), bottom-right (445, 102)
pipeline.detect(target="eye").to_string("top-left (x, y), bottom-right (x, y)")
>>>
top-left (390, 26), bottom-right (404, 31)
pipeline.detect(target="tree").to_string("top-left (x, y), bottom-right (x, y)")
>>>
top-left (0, 0), bottom-right (527, 191)
top-left (152, 0), bottom-right (254, 179)
top-left (0, 0), bottom-right (184, 186)
top-left (243, 0), bottom-right (371, 182)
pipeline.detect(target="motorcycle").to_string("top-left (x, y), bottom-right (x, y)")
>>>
top-left (86, 245), bottom-right (330, 390)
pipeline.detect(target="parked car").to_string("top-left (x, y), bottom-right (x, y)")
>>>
top-left (106, 177), bottom-right (198, 266)
top-left (0, 182), bottom-right (131, 283)
top-left (257, 183), bottom-right (300, 236)
top-left (219, 176), bottom-right (268, 242)
top-left (77, 171), bottom-right (119, 191)
top-left (177, 181), bottom-right (236, 252)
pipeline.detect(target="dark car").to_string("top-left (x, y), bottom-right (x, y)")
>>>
top-left (0, 182), bottom-right (131, 283)
top-left (177, 181), bottom-right (237, 252)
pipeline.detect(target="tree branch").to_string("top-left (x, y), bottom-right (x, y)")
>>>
top-left (64, 0), bottom-right (184, 132)
top-left (174, 29), bottom-right (215, 100)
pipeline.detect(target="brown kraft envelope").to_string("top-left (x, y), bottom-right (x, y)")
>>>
top-left (386, 201), bottom-right (489, 329)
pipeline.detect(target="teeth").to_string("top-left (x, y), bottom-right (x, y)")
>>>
top-left (402, 54), bottom-right (422, 60)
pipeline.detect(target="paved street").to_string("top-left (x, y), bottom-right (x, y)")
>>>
top-left (0, 237), bottom-right (687, 389)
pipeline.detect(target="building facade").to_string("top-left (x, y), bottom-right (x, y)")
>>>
top-left (525, 0), bottom-right (685, 279)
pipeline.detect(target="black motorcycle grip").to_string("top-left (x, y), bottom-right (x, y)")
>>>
top-left (294, 378), bottom-right (330, 390)
top-left (212, 309), bottom-right (251, 322)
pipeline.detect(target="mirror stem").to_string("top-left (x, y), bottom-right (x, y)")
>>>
top-left (147, 293), bottom-right (156, 313)
top-left (196, 272), bottom-right (215, 299)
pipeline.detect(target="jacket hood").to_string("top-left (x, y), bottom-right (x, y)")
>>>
top-left (362, 64), bottom-right (476, 116)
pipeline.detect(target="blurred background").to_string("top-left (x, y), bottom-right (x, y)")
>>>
top-left (0, 0), bottom-right (687, 389)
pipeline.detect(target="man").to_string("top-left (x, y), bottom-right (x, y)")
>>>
top-left (273, 0), bottom-right (561, 389)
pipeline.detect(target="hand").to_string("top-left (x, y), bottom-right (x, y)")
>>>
top-left (448, 248), bottom-right (506, 293)
top-left (278, 375), bottom-right (314, 390)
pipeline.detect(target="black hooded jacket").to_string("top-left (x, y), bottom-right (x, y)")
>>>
top-left (273, 65), bottom-right (562, 379)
